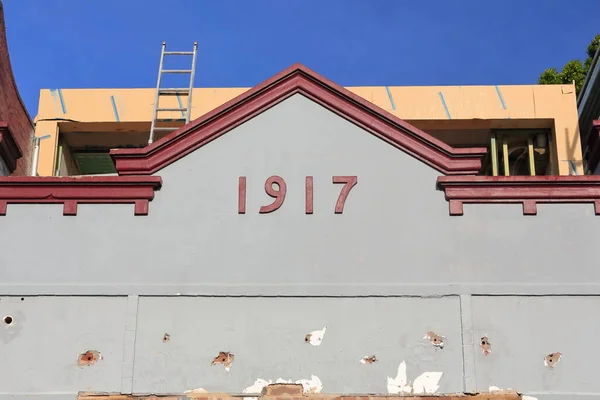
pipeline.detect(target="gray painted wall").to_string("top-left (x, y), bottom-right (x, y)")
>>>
top-left (1, 94), bottom-right (599, 399)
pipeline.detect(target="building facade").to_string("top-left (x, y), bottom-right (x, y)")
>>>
top-left (1, 64), bottom-right (600, 400)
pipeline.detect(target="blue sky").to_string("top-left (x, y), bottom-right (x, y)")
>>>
top-left (4, 0), bottom-right (599, 118)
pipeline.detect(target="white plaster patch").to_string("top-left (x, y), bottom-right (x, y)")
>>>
top-left (412, 371), bottom-right (443, 394)
top-left (387, 361), bottom-right (411, 394)
top-left (387, 361), bottom-right (442, 395)
top-left (490, 385), bottom-right (533, 399)
top-left (243, 375), bottom-right (323, 399)
top-left (305, 326), bottom-right (327, 346)
top-left (185, 388), bottom-right (208, 394)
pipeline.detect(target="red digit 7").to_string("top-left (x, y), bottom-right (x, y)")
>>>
top-left (333, 176), bottom-right (357, 214)
top-left (259, 176), bottom-right (287, 213)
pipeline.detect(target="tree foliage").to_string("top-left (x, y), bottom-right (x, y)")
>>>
top-left (538, 34), bottom-right (600, 94)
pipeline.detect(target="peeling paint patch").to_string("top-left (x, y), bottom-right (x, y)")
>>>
top-left (490, 387), bottom-right (537, 400)
top-left (184, 388), bottom-right (208, 394)
top-left (243, 375), bottom-right (323, 400)
top-left (423, 331), bottom-right (445, 349)
top-left (387, 361), bottom-right (442, 395)
top-left (387, 361), bottom-right (411, 394)
top-left (544, 352), bottom-right (562, 368)
top-left (480, 335), bottom-right (491, 355)
top-left (162, 333), bottom-right (171, 343)
top-left (77, 350), bottom-right (103, 367)
top-left (360, 355), bottom-right (377, 364)
top-left (211, 351), bottom-right (234, 372)
top-left (413, 371), bottom-right (443, 394)
top-left (304, 326), bottom-right (326, 346)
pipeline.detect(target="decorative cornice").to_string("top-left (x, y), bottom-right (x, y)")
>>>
top-left (0, 175), bottom-right (162, 215)
top-left (437, 175), bottom-right (600, 215)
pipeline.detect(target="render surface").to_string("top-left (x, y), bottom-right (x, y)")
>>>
top-left (0, 94), bottom-right (598, 399)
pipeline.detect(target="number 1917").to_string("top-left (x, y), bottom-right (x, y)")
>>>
top-left (238, 176), bottom-right (358, 214)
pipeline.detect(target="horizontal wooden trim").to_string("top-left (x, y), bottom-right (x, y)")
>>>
top-left (0, 175), bottom-right (162, 215)
top-left (111, 64), bottom-right (486, 176)
top-left (437, 175), bottom-right (600, 215)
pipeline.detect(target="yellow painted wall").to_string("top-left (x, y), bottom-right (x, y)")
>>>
top-left (33, 83), bottom-right (582, 176)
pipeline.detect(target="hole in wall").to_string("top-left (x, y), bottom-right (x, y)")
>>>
top-left (3, 315), bottom-right (13, 325)
top-left (20, 297), bottom-right (24, 301)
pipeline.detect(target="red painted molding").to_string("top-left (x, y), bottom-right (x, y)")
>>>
top-left (437, 175), bottom-right (600, 216)
top-left (0, 176), bottom-right (162, 216)
top-left (305, 176), bottom-right (313, 214)
top-left (0, 121), bottom-right (22, 172)
top-left (238, 176), bottom-right (246, 214)
top-left (111, 64), bottom-right (486, 176)
top-left (585, 120), bottom-right (600, 173)
top-left (259, 175), bottom-right (287, 213)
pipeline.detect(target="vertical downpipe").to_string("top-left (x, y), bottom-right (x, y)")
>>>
top-left (30, 134), bottom-right (52, 176)
top-left (30, 137), bottom-right (40, 176)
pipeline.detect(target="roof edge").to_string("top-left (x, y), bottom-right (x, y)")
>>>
top-left (111, 63), bottom-right (487, 176)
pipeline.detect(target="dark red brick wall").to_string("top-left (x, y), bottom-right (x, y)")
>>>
top-left (0, 1), bottom-right (33, 175)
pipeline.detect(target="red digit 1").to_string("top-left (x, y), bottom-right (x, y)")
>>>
top-left (259, 176), bottom-right (287, 213)
top-left (333, 176), bottom-right (357, 214)
top-left (238, 176), bottom-right (246, 214)
top-left (305, 176), bottom-right (313, 214)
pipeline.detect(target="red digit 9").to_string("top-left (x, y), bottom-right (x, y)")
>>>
top-left (259, 175), bottom-right (287, 213)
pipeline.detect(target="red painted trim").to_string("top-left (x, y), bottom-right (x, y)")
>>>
top-left (0, 121), bottom-right (22, 173)
top-left (437, 175), bottom-right (600, 216)
top-left (111, 64), bottom-right (486, 176)
top-left (0, 176), bottom-right (162, 216)
top-left (305, 176), bottom-right (313, 214)
top-left (585, 120), bottom-right (600, 173)
top-left (332, 175), bottom-right (358, 214)
top-left (238, 176), bottom-right (247, 214)
top-left (259, 175), bottom-right (286, 213)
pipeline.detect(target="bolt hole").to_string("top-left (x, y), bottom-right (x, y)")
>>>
top-left (20, 297), bottom-right (24, 301)
top-left (3, 315), bottom-right (13, 325)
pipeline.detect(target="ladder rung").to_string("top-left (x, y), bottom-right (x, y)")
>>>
top-left (153, 127), bottom-right (180, 131)
top-left (161, 69), bottom-right (192, 74)
top-left (159, 88), bottom-right (190, 95)
top-left (156, 107), bottom-right (187, 112)
top-left (164, 51), bottom-right (194, 56)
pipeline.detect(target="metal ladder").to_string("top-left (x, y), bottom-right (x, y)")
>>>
top-left (148, 41), bottom-right (198, 145)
